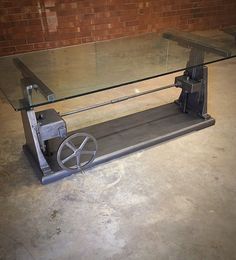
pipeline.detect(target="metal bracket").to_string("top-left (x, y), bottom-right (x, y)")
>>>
top-left (36, 109), bottom-right (67, 152)
top-left (20, 77), bottom-right (39, 106)
top-left (163, 31), bottom-right (219, 119)
top-left (21, 108), bottom-right (68, 177)
top-left (13, 58), bottom-right (55, 103)
top-left (163, 30), bottom-right (231, 57)
top-left (175, 64), bottom-right (209, 119)
top-left (222, 26), bottom-right (236, 42)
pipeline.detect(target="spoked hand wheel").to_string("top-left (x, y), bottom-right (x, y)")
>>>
top-left (57, 133), bottom-right (98, 172)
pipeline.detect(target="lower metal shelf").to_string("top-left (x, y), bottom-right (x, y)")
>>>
top-left (24, 102), bottom-right (215, 184)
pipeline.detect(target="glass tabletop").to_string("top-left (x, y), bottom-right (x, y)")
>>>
top-left (0, 29), bottom-right (236, 111)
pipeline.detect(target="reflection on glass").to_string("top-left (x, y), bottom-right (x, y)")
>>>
top-left (0, 30), bottom-right (235, 111)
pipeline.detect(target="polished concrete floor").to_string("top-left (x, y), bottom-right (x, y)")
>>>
top-left (0, 59), bottom-right (236, 260)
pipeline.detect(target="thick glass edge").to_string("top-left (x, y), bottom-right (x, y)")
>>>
top-left (0, 88), bottom-right (19, 111)
top-left (13, 54), bottom-right (236, 111)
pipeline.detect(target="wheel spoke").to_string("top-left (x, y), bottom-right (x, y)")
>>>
top-left (80, 150), bottom-right (96, 155)
top-left (65, 141), bottom-right (77, 152)
top-left (62, 153), bottom-right (76, 164)
top-left (57, 132), bottom-right (98, 171)
top-left (76, 155), bottom-right (80, 167)
top-left (79, 136), bottom-right (89, 150)
top-left (81, 161), bottom-right (88, 167)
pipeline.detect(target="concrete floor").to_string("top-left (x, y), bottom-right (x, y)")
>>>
top-left (0, 59), bottom-right (236, 260)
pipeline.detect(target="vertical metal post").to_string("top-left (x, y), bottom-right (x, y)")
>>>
top-left (175, 48), bottom-right (209, 119)
top-left (21, 109), bottom-right (52, 176)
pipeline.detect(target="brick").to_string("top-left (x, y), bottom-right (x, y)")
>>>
top-left (12, 39), bottom-right (27, 45)
top-left (27, 33), bottom-right (45, 43)
top-left (7, 7), bottom-right (22, 14)
top-left (16, 44), bottom-right (34, 51)
top-left (0, 40), bottom-right (12, 47)
top-left (1, 46), bottom-right (15, 53)
top-left (0, 0), bottom-right (235, 56)
top-left (125, 20), bottom-right (139, 26)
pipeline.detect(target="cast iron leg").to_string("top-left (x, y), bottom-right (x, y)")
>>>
top-left (21, 109), bottom-right (52, 176)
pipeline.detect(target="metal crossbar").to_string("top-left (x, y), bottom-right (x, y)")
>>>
top-left (60, 83), bottom-right (176, 117)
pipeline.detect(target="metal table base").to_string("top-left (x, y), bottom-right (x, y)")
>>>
top-left (23, 102), bottom-right (215, 184)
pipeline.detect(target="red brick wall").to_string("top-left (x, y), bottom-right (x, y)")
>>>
top-left (1, 0), bottom-right (236, 56)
